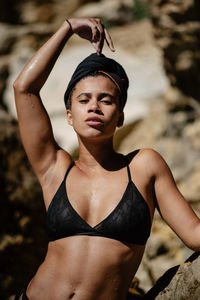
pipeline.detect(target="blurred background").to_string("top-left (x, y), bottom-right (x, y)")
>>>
top-left (1, 0), bottom-right (200, 299)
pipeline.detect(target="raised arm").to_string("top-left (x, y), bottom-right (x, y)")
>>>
top-left (148, 149), bottom-right (200, 251)
top-left (13, 18), bottom-right (115, 182)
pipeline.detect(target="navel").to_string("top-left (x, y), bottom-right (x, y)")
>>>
top-left (69, 292), bottom-right (75, 299)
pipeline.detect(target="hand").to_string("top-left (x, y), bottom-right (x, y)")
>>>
top-left (68, 18), bottom-right (115, 55)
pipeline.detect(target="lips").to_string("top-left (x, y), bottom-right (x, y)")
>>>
top-left (85, 116), bottom-right (103, 126)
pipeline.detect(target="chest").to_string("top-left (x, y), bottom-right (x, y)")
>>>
top-left (46, 166), bottom-right (153, 244)
top-left (65, 168), bottom-right (153, 227)
top-left (67, 174), bottom-right (126, 227)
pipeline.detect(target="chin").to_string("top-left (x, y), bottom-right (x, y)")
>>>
top-left (80, 132), bottom-right (105, 141)
top-left (74, 125), bottom-right (116, 141)
top-left (78, 130), bottom-right (113, 142)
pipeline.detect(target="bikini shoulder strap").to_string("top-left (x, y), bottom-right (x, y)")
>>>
top-left (125, 150), bottom-right (140, 182)
top-left (126, 163), bottom-right (132, 182)
top-left (124, 155), bottom-right (132, 182)
top-left (64, 162), bottom-right (75, 181)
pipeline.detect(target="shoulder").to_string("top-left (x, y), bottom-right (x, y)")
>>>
top-left (127, 148), bottom-right (169, 176)
top-left (127, 148), bottom-right (163, 163)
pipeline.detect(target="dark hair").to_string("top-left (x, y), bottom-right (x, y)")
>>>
top-left (66, 71), bottom-right (121, 110)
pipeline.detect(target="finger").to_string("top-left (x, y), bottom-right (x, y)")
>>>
top-left (91, 29), bottom-right (103, 54)
top-left (93, 19), bottom-right (106, 53)
top-left (92, 41), bottom-right (99, 54)
top-left (91, 24), bottom-right (98, 42)
top-left (104, 28), bottom-right (115, 52)
top-left (91, 38), bottom-right (104, 55)
top-left (90, 19), bottom-right (106, 55)
top-left (97, 37), bottom-right (104, 55)
top-left (96, 25), bottom-right (105, 55)
top-left (89, 22), bottom-right (100, 54)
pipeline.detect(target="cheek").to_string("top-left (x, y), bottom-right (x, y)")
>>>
top-left (107, 109), bottom-right (120, 124)
top-left (70, 107), bottom-right (85, 127)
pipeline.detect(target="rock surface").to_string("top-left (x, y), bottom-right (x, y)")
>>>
top-left (0, 110), bottom-right (48, 298)
top-left (156, 257), bottom-right (200, 299)
top-left (151, 0), bottom-right (200, 100)
top-left (73, 0), bottom-right (134, 25)
top-left (144, 252), bottom-right (200, 300)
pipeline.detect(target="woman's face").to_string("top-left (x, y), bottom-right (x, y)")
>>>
top-left (66, 76), bottom-right (124, 141)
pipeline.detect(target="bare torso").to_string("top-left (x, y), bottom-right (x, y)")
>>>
top-left (21, 151), bottom-right (155, 300)
top-left (26, 237), bottom-right (145, 300)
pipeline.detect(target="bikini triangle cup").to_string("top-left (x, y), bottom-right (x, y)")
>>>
top-left (46, 154), bottom-right (151, 244)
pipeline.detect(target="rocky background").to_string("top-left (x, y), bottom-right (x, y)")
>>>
top-left (1, 0), bottom-right (200, 299)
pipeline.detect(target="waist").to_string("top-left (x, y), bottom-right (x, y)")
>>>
top-left (27, 235), bottom-right (144, 300)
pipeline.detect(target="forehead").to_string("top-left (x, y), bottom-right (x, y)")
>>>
top-left (73, 76), bottom-right (118, 96)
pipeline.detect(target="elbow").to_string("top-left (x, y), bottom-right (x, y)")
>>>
top-left (13, 78), bottom-right (38, 95)
top-left (13, 78), bottom-right (27, 93)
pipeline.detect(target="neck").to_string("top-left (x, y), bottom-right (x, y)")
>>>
top-left (76, 136), bottom-right (124, 171)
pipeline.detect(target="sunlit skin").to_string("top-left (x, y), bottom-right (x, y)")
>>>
top-left (13, 17), bottom-right (200, 300)
top-left (66, 76), bottom-right (124, 141)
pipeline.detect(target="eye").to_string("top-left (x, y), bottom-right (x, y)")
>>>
top-left (101, 99), bottom-right (112, 105)
top-left (79, 99), bottom-right (89, 104)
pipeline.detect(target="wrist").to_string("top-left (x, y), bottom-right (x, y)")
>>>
top-left (65, 19), bottom-right (73, 33)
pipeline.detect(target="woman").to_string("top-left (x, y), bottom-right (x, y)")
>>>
top-left (13, 18), bottom-right (200, 300)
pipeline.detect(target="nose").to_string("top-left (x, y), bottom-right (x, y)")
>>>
top-left (88, 101), bottom-right (102, 114)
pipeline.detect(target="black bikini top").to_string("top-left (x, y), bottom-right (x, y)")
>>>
top-left (46, 161), bottom-right (151, 245)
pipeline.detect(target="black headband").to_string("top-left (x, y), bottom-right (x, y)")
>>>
top-left (64, 53), bottom-right (129, 109)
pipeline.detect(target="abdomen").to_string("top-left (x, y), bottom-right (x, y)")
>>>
top-left (26, 235), bottom-right (145, 300)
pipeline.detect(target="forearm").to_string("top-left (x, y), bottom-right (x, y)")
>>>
top-left (14, 20), bottom-right (72, 93)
